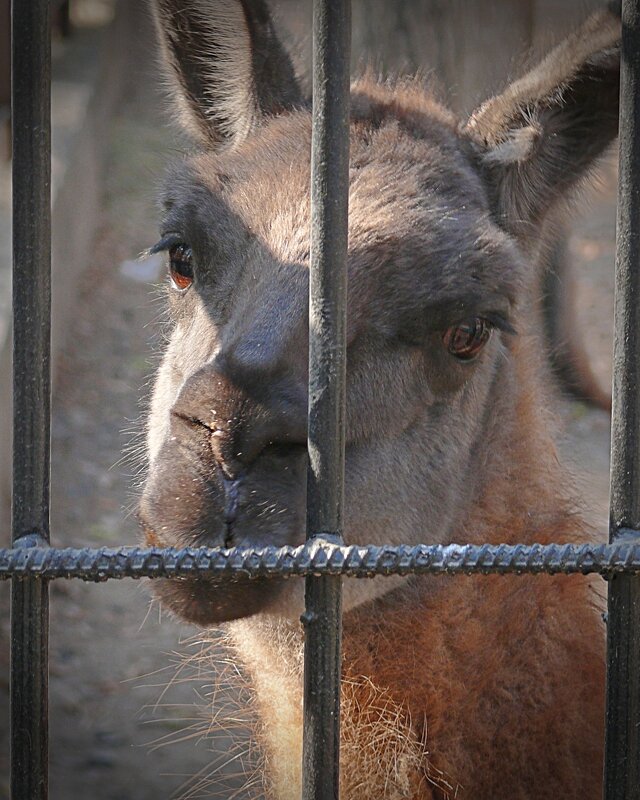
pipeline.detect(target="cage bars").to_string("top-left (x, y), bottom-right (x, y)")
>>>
top-left (605, 0), bottom-right (640, 796)
top-left (10, 0), bottom-right (52, 798)
top-left (4, 540), bottom-right (640, 581)
top-left (5, 1), bottom-right (640, 799)
top-left (303, 1), bottom-right (351, 798)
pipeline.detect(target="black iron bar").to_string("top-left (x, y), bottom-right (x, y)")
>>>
top-left (303, 1), bottom-right (351, 797)
top-left (1, 539), bottom-right (638, 581)
top-left (11, 0), bottom-right (51, 543)
top-left (10, 0), bottom-right (52, 798)
top-left (605, 0), bottom-right (640, 797)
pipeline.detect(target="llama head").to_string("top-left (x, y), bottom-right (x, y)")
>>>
top-left (140, 0), bottom-right (620, 624)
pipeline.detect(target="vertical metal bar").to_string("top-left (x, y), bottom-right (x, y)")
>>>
top-left (302, 1), bottom-right (351, 798)
top-left (10, 0), bottom-right (51, 798)
top-left (605, 1), bottom-right (640, 797)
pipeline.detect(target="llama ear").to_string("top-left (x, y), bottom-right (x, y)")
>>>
top-left (465, 2), bottom-right (620, 234)
top-left (150, 0), bottom-right (303, 147)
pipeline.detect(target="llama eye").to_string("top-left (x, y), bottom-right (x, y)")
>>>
top-left (168, 242), bottom-right (193, 291)
top-left (443, 318), bottom-right (492, 361)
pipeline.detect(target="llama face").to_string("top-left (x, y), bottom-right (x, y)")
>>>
top-left (139, 99), bottom-right (524, 623)
top-left (141, 1), bottom-right (620, 624)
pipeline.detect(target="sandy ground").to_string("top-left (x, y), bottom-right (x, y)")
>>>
top-left (0, 23), bottom-right (618, 800)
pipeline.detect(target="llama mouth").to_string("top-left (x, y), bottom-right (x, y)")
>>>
top-left (138, 431), bottom-right (307, 622)
top-left (151, 572), bottom-right (287, 624)
top-left (138, 513), bottom-right (295, 624)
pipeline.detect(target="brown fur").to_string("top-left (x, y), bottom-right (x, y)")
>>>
top-left (340, 369), bottom-right (606, 798)
top-left (140, 2), bottom-right (619, 797)
top-left (227, 334), bottom-right (605, 798)
top-left (343, 575), bottom-right (604, 799)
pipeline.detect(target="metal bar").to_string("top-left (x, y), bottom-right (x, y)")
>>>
top-left (11, 0), bottom-right (51, 543)
top-left (605, 1), bottom-right (640, 797)
top-left (5, 540), bottom-right (640, 581)
top-left (303, 1), bottom-right (351, 797)
top-left (10, 0), bottom-right (52, 798)
top-left (11, 545), bottom-right (49, 800)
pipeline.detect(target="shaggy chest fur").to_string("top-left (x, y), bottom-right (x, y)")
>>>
top-left (230, 553), bottom-right (604, 799)
top-left (229, 616), bottom-right (426, 800)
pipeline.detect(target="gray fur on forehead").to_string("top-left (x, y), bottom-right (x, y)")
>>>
top-left (158, 93), bottom-right (523, 344)
top-left (160, 86), bottom-right (493, 255)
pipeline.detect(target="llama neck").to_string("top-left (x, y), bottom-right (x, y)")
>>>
top-left (226, 347), bottom-right (591, 799)
top-left (228, 617), bottom-right (304, 800)
top-left (228, 615), bottom-right (432, 800)
top-left (226, 500), bottom-right (594, 800)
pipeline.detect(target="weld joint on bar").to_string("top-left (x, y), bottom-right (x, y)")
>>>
top-left (12, 533), bottom-right (50, 550)
top-left (307, 532), bottom-right (343, 545)
top-left (611, 527), bottom-right (640, 543)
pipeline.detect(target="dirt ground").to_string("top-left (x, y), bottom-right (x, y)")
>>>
top-left (0, 18), bottom-right (618, 800)
top-left (0, 57), bottom-right (255, 800)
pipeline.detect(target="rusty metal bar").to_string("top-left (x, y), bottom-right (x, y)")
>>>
top-left (303, 0), bottom-right (351, 797)
top-left (10, 0), bottom-right (52, 798)
top-left (605, 0), bottom-right (640, 797)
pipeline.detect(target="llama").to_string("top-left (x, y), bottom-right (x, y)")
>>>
top-left (139, 1), bottom-right (621, 796)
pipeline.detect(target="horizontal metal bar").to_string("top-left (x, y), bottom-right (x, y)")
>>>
top-left (3, 540), bottom-right (640, 581)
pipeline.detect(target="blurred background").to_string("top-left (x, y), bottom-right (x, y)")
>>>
top-left (0, 1), bottom-right (615, 797)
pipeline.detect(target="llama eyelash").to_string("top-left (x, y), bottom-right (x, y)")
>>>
top-left (139, 233), bottom-right (184, 260)
top-left (483, 312), bottom-right (517, 335)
